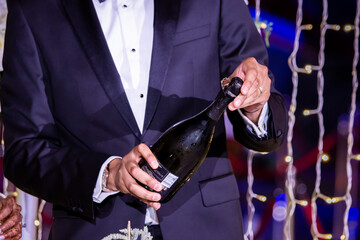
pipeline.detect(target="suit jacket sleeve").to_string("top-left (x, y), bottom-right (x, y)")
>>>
top-left (219, 0), bottom-right (288, 152)
top-left (1, 0), bottom-right (109, 219)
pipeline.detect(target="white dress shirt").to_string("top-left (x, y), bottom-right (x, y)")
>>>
top-left (93, 0), bottom-right (153, 132)
top-left (91, 0), bottom-right (269, 226)
top-left (92, 0), bottom-right (159, 225)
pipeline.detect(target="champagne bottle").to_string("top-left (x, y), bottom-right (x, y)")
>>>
top-left (139, 77), bottom-right (243, 203)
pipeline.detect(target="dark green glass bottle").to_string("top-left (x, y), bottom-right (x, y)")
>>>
top-left (139, 77), bottom-right (243, 203)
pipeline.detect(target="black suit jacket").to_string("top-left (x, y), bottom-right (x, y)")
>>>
top-left (1, 0), bottom-right (287, 239)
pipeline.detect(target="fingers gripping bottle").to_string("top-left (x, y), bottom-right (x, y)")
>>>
top-left (139, 77), bottom-right (243, 203)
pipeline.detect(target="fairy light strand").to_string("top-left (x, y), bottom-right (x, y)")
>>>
top-left (309, 0), bottom-right (359, 239)
top-left (243, 1), bottom-right (269, 239)
top-left (244, 149), bottom-right (268, 240)
top-left (284, 0), bottom-right (308, 238)
top-left (254, 0), bottom-right (261, 28)
top-left (37, 200), bottom-right (46, 240)
top-left (244, 150), bottom-right (256, 240)
top-left (285, 0), bottom-right (359, 239)
top-left (310, 0), bottom-right (330, 238)
top-left (342, 0), bottom-right (359, 238)
top-left (245, 0), bottom-right (359, 238)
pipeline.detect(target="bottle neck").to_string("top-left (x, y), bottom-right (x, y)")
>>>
top-left (206, 90), bottom-right (236, 122)
top-left (205, 77), bottom-right (243, 122)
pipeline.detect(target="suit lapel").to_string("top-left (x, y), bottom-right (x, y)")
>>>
top-left (142, 0), bottom-right (181, 134)
top-left (60, 0), bottom-right (142, 138)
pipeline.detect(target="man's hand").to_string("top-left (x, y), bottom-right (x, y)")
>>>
top-left (0, 196), bottom-right (22, 240)
top-left (106, 144), bottom-right (163, 210)
top-left (227, 57), bottom-right (271, 124)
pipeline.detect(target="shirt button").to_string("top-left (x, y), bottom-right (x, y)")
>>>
top-left (131, 48), bottom-right (136, 52)
top-left (123, 4), bottom-right (128, 8)
top-left (140, 94), bottom-right (144, 98)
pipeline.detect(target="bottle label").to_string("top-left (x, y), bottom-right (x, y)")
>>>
top-left (140, 161), bottom-right (179, 190)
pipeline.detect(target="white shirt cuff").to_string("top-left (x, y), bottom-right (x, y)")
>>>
top-left (93, 156), bottom-right (120, 203)
top-left (237, 102), bottom-right (269, 138)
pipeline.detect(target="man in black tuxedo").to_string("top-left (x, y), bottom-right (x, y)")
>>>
top-left (1, 0), bottom-right (287, 239)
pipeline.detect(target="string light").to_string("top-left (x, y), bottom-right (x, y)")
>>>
top-left (344, 24), bottom-right (354, 32)
top-left (290, 104), bottom-right (296, 112)
top-left (252, 0), bottom-right (273, 48)
top-left (256, 194), bottom-right (267, 202)
top-left (259, 22), bottom-right (267, 29)
top-left (295, 199), bottom-right (309, 206)
top-left (285, 155), bottom-right (293, 163)
top-left (34, 220), bottom-right (40, 227)
top-left (284, 0), bottom-right (309, 238)
top-left (258, 151), bottom-right (269, 155)
top-left (321, 154), bottom-right (330, 162)
top-left (316, 193), bottom-right (345, 204)
top-left (244, 150), bottom-right (268, 240)
top-left (307, 0), bottom-right (359, 239)
top-left (285, 0), bottom-right (359, 239)
top-left (37, 200), bottom-right (46, 240)
top-left (305, 24), bottom-right (313, 30)
top-left (340, 1), bottom-right (360, 239)
top-left (323, 234), bottom-right (333, 239)
top-left (303, 109), bottom-right (310, 116)
top-left (304, 65), bottom-right (313, 74)
top-left (298, 200), bottom-right (308, 206)
top-left (243, 1), bottom-right (269, 239)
